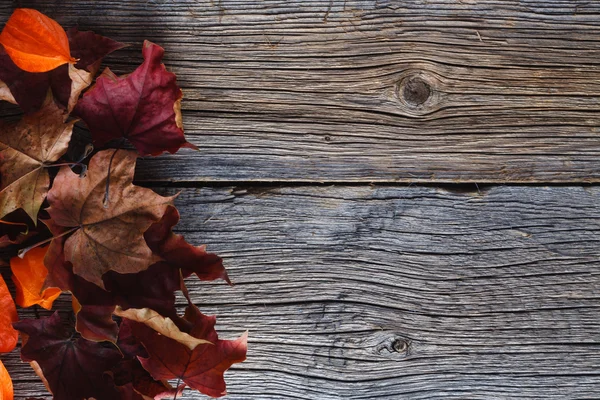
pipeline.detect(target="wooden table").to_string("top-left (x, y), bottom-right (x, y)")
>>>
top-left (2, 1), bottom-right (600, 398)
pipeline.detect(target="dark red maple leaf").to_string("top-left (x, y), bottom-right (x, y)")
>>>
top-left (129, 304), bottom-right (247, 398)
top-left (73, 262), bottom-right (181, 342)
top-left (55, 205), bottom-right (229, 342)
top-left (73, 40), bottom-right (197, 156)
top-left (42, 216), bottom-right (180, 342)
top-left (0, 28), bottom-right (124, 113)
top-left (145, 205), bottom-right (230, 284)
top-left (13, 312), bottom-right (123, 400)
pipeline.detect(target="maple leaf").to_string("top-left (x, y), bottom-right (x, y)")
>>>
top-left (145, 205), bottom-right (230, 283)
top-left (0, 361), bottom-right (13, 400)
top-left (74, 40), bottom-right (197, 156)
top-left (14, 312), bottom-right (122, 400)
top-left (46, 149), bottom-right (174, 287)
top-left (113, 326), bottom-right (183, 399)
top-left (0, 9), bottom-right (76, 73)
top-left (130, 304), bottom-right (247, 398)
top-left (0, 275), bottom-right (18, 354)
top-left (0, 98), bottom-right (74, 223)
top-left (10, 246), bottom-right (61, 310)
top-left (0, 29), bottom-right (124, 113)
top-left (57, 260), bottom-right (181, 342)
top-left (115, 307), bottom-right (210, 349)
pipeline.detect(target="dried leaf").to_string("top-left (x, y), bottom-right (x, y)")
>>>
top-left (115, 307), bottom-right (210, 349)
top-left (74, 41), bottom-right (197, 156)
top-left (131, 305), bottom-right (247, 398)
top-left (0, 9), bottom-right (76, 73)
top-left (13, 312), bottom-right (122, 400)
top-left (0, 29), bottom-right (124, 113)
top-left (46, 149), bottom-right (174, 287)
top-left (0, 275), bottom-right (18, 354)
top-left (145, 205), bottom-right (230, 283)
top-left (0, 361), bottom-right (13, 400)
top-left (0, 99), bottom-right (73, 222)
top-left (10, 246), bottom-right (61, 310)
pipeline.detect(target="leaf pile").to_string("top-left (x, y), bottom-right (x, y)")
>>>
top-left (0, 8), bottom-right (246, 399)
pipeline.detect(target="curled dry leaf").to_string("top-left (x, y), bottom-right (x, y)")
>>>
top-left (10, 246), bottom-right (61, 310)
top-left (0, 98), bottom-right (73, 223)
top-left (46, 149), bottom-right (175, 287)
top-left (145, 205), bottom-right (231, 283)
top-left (0, 361), bottom-right (13, 400)
top-left (115, 307), bottom-right (210, 349)
top-left (0, 8), bottom-right (76, 73)
top-left (130, 304), bottom-right (247, 398)
top-left (74, 40), bottom-right (197, 156)
top-left (0, 275), bottom-right (18, 354)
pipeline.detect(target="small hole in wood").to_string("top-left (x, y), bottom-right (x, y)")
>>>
top-left (324, 135), bottom-right (331, 142)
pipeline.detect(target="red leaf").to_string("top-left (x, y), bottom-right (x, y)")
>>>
top-left (145, 205), bottom-right (230, 283)
top-left (13, 312), bottom-right (122, 400)
top-left (0, 9), bottom-right (76, 73)
top-left (130, 304), bottom-right (247, 398)
top-left (74, 41), bottom-right (197, 156)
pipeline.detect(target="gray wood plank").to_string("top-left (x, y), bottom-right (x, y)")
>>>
top-left (4, 185), bottom-right (600, 399)
top-left (3, 1), bottom-right (600, 182)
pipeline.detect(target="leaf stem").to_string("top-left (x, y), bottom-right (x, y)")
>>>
top-left (173, 378), bottom-right (182, 400)
top-left (103, 148), bottom-right (120, 208)
top-left (18, 226), bottom-right (78, 258)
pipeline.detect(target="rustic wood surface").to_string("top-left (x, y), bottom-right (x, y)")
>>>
top-left (4, 0), bottom-right (600, 182)
top-left (2, 1), bottom-right (600, 399)
top-left (5, 186), bottom-right (600, 399)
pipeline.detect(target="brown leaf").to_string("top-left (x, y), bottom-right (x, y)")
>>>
top-left (0, 98), bottom-right (73, 222)
top-left (115, 307), bottom-right (210, 349)
top-left (46, 149), bottom-right (175, 287)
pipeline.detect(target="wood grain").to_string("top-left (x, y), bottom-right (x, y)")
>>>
top-left (4, 185), bottom-right (600, 399)
top-left (3, 0), bottom-right (600, 182)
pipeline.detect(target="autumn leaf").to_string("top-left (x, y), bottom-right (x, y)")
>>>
top-left (130, 304), bottom-right (247, 398)
top-left (74, 40), bottom-right (197, 156)
top-left (115, 307), bottom-right (210, 349)
top-left (145, 205), bottom-right (230, 283)
top-left (10, 246), bottom-right (61, 310)
top-left (112, 359), bottom-right (183, 400)
top-left (0, 361), bottom-right (13, 400)
top-left (46, 149), bottom-right (175, 287)
top-left (0, 275), bottom-right (18, 354)
top-left (14, 312), bottom-right (122, 400)
top-left (0, 9), bottom-right (76, 73)
top-left (0, 98), bottom-right (74, 223)
top-left (0, 215), bottom-right (31, 249)
top-left (0, 29), bottom-right (124, 113)
top-left (45, 254), bottom-right (181, 342)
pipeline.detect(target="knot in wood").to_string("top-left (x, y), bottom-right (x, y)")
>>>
top-left (401, 77), bottom-right (431, 106)
top-left (395, 71), bottom-right (439, 116)
top-left (392, 338), bottom-right (409, 353)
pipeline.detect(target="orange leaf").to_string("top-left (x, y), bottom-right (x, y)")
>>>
top-left (11, 246), bottom-right (61, 310)
top-left (0, 8), bottom-right (76, 72)
top-left (0, 361), bottom-right (13, 400)
top-left (0, 276), bottom-right (17, 353)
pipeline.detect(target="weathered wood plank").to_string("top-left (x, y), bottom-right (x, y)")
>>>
top-left (4, 185), bottom-right (600, 399)
top-left (4, 0), bottom-right (600, 182)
